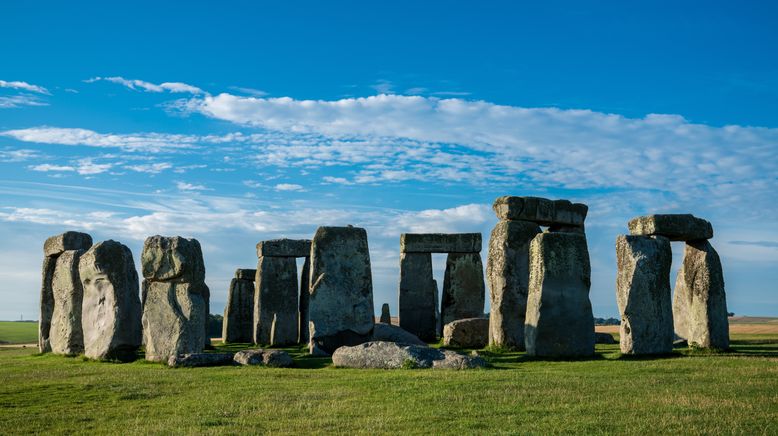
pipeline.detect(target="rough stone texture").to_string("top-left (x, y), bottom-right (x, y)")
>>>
top-left (628, 214), bottom-right (713, 241)
top-left (43, 231), bottom-right (93, 258)
top-left (167, 353), bottom-right (235, 368)
top-left (443, 317), bottom-right (489, 348)
top-left (49, 250), bottom-right (85, 355)
top-left (525, 232), bottom-right (595, 357)
top-left (233, 349), bottom-right (294, 367)
top-left (235, 268), bottom-right (257, 281)
top-left (595, 332), bottom-right (617, 344)
top-left (143, 281), bottom-right (208, 361)
top-left (79, 240), bottom-right (142, 361)
top-left (256, 238), bottom-right (312, 258)
top-left (492, 196), bottom-right (587, 227)
top-left (254, 256), bottom-right (298, 346)
top-left (331, 341), bottom-right (486, 369)
top-left (615, 235), bottom-right (674, 355)
top-left (308, 226), bottom-right (374, 354)
top-left (141, 235), bottom-right (205, 283)
top-left (487, 220), bottom-right (542, 350)
top-left (673, 240), bottom-right (729, 349)
top-left (371, 323), bottom-right (426, 345)
top-left (398, 252), bottom-right (438, 342)
top-left (222, 275), bottom-right (255, 343)
top-left (400, 233), bottom-right (482, 253)
top-left (298, 257), bottom-right (310, 344)
top-left (380, 303), bottom-right (391, 324)
top-left (440, 253), bottom-right (485, 327)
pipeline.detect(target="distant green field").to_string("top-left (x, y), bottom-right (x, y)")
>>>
top-left (0, 321), bottom-right (37, 344)
top-left (0, 334), bottom-right (775, 434)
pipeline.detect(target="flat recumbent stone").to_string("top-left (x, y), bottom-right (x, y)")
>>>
top-left (628, 214), bottom-right (713, 241)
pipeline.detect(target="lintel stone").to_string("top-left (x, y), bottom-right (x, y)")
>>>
top-left (44, 231), bottom-right (93, 257)
top-left (400, 233), bottom-right (482, 253)
top-left (628, 214), bottom-right (713, 241)
top-left (235, 268), bottom-right (257, 280)
top-left (492, 196), bottom-right (587, 227)
top-left (256, 238), bottom-right (312, 258)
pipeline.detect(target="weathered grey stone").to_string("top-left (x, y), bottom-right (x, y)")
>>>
top-left (233, 349), bottom-right (294, 367)
top-left (440, 253), bottom-right (485, 327)
top-left (222, 276), bottom-right (255, 343)
top-left (298, 257), bottom-right (310, 344)
top-left (615, 235), bottom-right (674, 355)
top-left (142, 281), bottom-right (208, 361)
top-left (235, 268), bottom-right (256, 281)
top-left (400, 233), bottom-right (482, 253)
top-left (49, 250), bottom-right (85, 355)
top-left (79, 240), bottom-right (142, 361)
top-left (443, 317), bottom-right (489, 348)
top-left (492, 196), bottom-right (588, 227)
top-left (595, 332), bottom-right (617, 344)
top-left (398, 252), bottom-right (437, 342)
top-left (43, 231), bottom-right (93, 258)
top-left (371, 323), bottom-right (426, 345)
top-left (525, 232), bottom-right (595, 357)
top-left (628, 214), bottom-right (713, 241)
top-left (308, 226), bottom-right (374, 354)
top-left (487, 220), bottom-right (541, 350)
top-left (256, 238), bottom-right (312, 258)
top-left (141, 235), bottom-right (205, 283)
top-left (254, 256), bottom-right (298, 346)
top-left (380, 303), bottom-right (391, 324)
top-left (167, 353), bottom-right (235, 368)
top-left (673, 240), bottom-right (729, 349)
top-left (331, 341), bottom-right (486, 369)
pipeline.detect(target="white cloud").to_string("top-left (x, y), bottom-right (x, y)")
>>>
top-left (85, 76), bottom-right (204, 94)
top-left (176, 181), bottom-right (209, 191)
top-left (126, 162), bottom-right (173, 174)
top-left (322, 176), bottom-right (353, 185)
top-left (0, 95), bottom-right (48, 108)
top-left (1, 127), bottom-right (199, 152)
top-left (274, 183), bottom-right (304, 192)
top-left (0, 148), bottom-right (41, 162)
top-left (29, 159), bottom-right (112, 175)
top-left (0, 80), bottom-right (50, 94)
top-left (229, 86), bottom-right (268, 97)
top-left (29, 164), bottom-right (75, 173)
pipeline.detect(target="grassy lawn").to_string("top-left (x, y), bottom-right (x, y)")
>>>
top-left (0, 321), bottom-right (38, 344)
top-left (0, 334), bottom-right (775, 434)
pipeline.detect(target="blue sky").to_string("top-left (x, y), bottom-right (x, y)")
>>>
top-left (1, 1), bottom-right (777, 320)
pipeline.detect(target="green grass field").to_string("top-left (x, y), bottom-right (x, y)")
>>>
top-left (0, 333), bottom-right (776, 434)
top-left (0, 321), bottom-right (38, 344)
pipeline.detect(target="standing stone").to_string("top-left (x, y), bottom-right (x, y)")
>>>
top-left (380, 303), bottom-right (391, 324)
top-left (673, 240), bottom-right (729, 349)
top-left (440, 253), bottom-right (485, 327)
top-left (399, 252), bottom-right (438, 342)
top-left (254, 256), bottom-right (298, 345)
top-left (79, 240), bottom-right (142, 361)
top-left (141, 236), bottom-right (209, 362)
top-left (308, 226), bottom-right (374, 354)
top-left (299, 257), bottom-right (311, 344)
top-left (222, 269), bottom-right (255, 343)
top-left (487, 220), bottom-right (541, 350)
top-left (615, 235), bottom-right (673, 355)
top-left (443, 317), bottom-right (489, 348)
top-left (525, 232), bottom-right (594, 357)
top-left (49, 250), bottom-right (85, 355)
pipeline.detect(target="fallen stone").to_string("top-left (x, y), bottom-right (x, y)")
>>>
top-left (43, 231), bottom-right (93, 258)
top-left (298, 257), bottom-right (311, 344)
top-left (308, 226), bottom-right (374, 354)
top-left (400, 233), bottom-right (482, 253)
top-left (492, 196), bottom-right (587, 227)
top-left (233, 349), bottom-right (294, 367)
top-left (79, 240), bottom-right (142, 361)
top-left (142, 281), bottom-right (209, 362)
top-left (254, 256), bottom-right (298, 346)
top-left (398, 252), bottom-right (438, 342)
top-left (141, 235), bottom-right (205, 283)
top-left (443, 318), bottom-right (489, 348)
top-left (371, 323), bottom-right (426, 345)
top-left (673, 240), bottom-right (729, 349)
top-left (167, 353), bottom-right (235, 368)
top-left (440, 253), bottom-right (485, 327)
top-left (595, 332), bottom-right (617, 344)
top-left (380, 303), bottom-right (391, 324)
top-left (487, 219), bottom-right (541, 350)
top-left (525, 232), bottom-right (595, 357)
top-left (256, 238), bottom-right (311, 258)
top-left (616, 235), bottom-right (674, 355)
top-left (628, 214), bottom-right (713, 241)
top-left (235, 268), bottom-right (257, 281)
top-left (49, 250), bottom-right (85, 355)
top-left (331, 341), bottom-right (487, 369)
top-left (222, 274), bottom-right (255, 343)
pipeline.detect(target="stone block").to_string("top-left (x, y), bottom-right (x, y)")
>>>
top-left (141, 235), bottom-right (205, 283)
top-left (628, 214), bottom-right (713, 241)
top-left (43, 231), bottom-right (92, 257)
top-left (222, 277), bottom-right (255, 343)
top-left (441, 253), bottom-right (486, 327)
top-left (492, 196), bottom-right (587, 227)
top-left (254, 256), bottom-right (298, 346)
top-left (235, 268), bottom-right (256, 281)
top-left (398, 252), bottom-right (438, 342)
top-left (400, 233), bottom-right (481, 253)
top-left (443, 317), bottom-right (489, 348)
top-left (49, 250), bottom-right (85, 355)
top-left (256, 238), bottom-right (311, 258)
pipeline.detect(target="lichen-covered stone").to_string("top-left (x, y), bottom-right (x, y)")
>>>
top-left (487, 220), bottom-right (541, 350)
top-left (256, 238), bottom-right (311, 258)
top-left (400, 233), bottom-right (482, 253)
top-left (168, 353), bottom-right (235, 368)
top-left (142, 280), bottom-right (208, 361)
top-left (399, 252), bottom-right (437, 342)
top-left (492, 196), bottom-right (587, 227)
top-left (141, 235), bottom-right (205, 283)
top-left (331, 341), bottom-right (486, 369)
top-left (443, 317), bottom-right (489, 348)
top-left (440, 253), bottom-right (485, 327)
top-left (222, 276), bottom-right (255, 343)
top-left (615, 235), bottom-right (673, 354)
top-left (628, 214), bottom-right (713, 241)
top-left (49, 250), bottom-right (85, 355)
top-left (233, 349), bottom-right (293, 367)
top-left (254, 256), bottom-right (298, 346)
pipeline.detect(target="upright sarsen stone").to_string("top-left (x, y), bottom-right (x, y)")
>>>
top-left (49, 250), bottom-right (85, 355)
top-left (254, 256), bottom-right (298, 346)
top-left (79, 240), bottom-right (142, 361)
top-left (487, 220), bottom-right (541, 350)
top-left (440, 253), bottom-right (485, 327)
top-left (298, 257), bottom-right (311, 344)
top-left (222, 269), bottom-right (255, 343)
top-left (308, 226), bottom-right (374, 354)
top-left (399, 252), bottom-right (438, 342)
top-left (525, 232), bottom-right (594, 357)
top-left (615, 235), bottom-right (673, 355)
top-left (141, 235), bottom-right (205, 283)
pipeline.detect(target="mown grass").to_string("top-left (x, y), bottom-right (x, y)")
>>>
top-left (0, 333), bottom-right (776, 434)
top-left (0, 321), bottom-right (38, 344)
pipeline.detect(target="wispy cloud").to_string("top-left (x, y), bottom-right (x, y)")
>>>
top-left (0, 80), bottom-right (50, 95)
top-left (85, 76), bottom-right (204, 94)
top-left (1, 127), bottom-right (199, 152)
top-left (176, 181), bottom-right (209, 191)
top-left (29, 159), bottom-right (112, 175)
top-left (729, 240), bottom-right (778, 249)
top-left (0, 95), bottom-right (48, 108)
top-left (228, 86), bottom-right (268, 97)
top-left (126, 162), bottom-right (173, 174)
top-left (274, 183), bottom-right (304, 192)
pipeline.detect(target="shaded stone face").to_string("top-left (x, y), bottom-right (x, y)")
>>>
top-left (43, 231), bottom-right (93, 258)
top-left (440, 253), bottom-right (486, 327)
top-left (400, 233), bottom-right (482, 253)
top-left (254, 256), bottom-right (299, 346)
top-left (380, 303), bottom-right (391, 324)
top-left (487, 220), bottom-right (541, 350)
top-left (235, 268), bottom-right (257, 281)
top-left (525, 232), bottom-right (594, 357)
top-left (492, 196), bottom-right (587, 227)
top-left (222, 277), bottom-right (255, 343)
top-left (673, 240), bottom-right (729, 349)
top-left (79, 240), bottom-right (142, 362)
top-left (442, 317), bottom-right (489, 348)
top-left (141, 235), bottom-right (205, 283)
top-left (628, 214), bottom-right (713, 241)
top-left (308, 226), bottom-right (374, 354)
top-left (49, 250), bottom-right (85, 355)
top-left (616, 235), bottom-right (674, 355)
top-left (256, 238), bottom-right (312, 258)
top-left (399, 252), bottom-right (438, 342)
top-left (298, 257), bottom-right (311, 344)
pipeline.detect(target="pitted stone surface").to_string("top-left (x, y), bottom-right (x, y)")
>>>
top-left (233, 349), bottom-right (294, 367)
top-left (308, 226), bottom-right (374, 354)
top-left (371, 323), bottom-right (426, 345)
top-left (400, 233), bottom-right (482, 253)
top-left (331, 341), bottom-right (486, 369)
top-left (141, 235), bottom-right (205, 283)
top-left (142, 281), bottom-right (208, 361)
top-left (43, 231), bottom-right (93, 258)
top-left (49, 250), bottom-right (85, 355)
top-left (616, 235), bottom-right (674, 355)
top-left (256, 238), bottom-right (311, 258)
top-left (492, 196), bottom-right (587, 227)
top-left (254, 256), bottom-right (298, 346)
top-left (443, 317), bottom-right (489, 348)
top-left (235, 268), bottom-right (257, 281)
top-left (440, 253), bottom-right (485, 327)
top-left (487, 220), bottom-right (541, 350)
top-left (525, 232), bottom-right (594, 357)
top-left (399, 252), bottom-right (438, 342)
top-left (673, 240), bottom-right (729, 349)
top-left (79, 240), bottom-right (142, 361)
top-left (222, 276), bottom-right (255, 343)
top-left (628, 214), bottom-right (713, 241)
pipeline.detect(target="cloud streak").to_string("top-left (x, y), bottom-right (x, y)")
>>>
top-left (0, 80), bottom-right (50, 94)
top-left (86, 76), bottom-right (204, 94)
